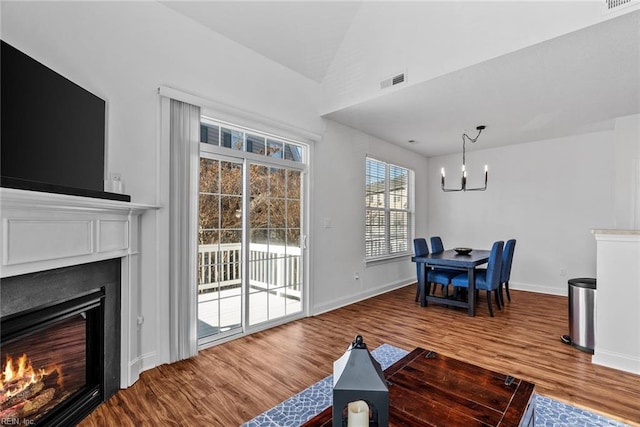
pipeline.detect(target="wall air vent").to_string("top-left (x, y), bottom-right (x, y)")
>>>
top-left (380, 71), bottom-right (407, 89)
top-left (604, 0), bottom-right (637, 12)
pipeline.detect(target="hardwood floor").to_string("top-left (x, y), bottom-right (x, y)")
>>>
top-left (80, 286), bottom-right (640, 426)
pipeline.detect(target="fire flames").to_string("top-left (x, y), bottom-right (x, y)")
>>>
top-left (1, 354), bottom-right (47, 399)
top-left (0, 354), bottom-right (61, 421)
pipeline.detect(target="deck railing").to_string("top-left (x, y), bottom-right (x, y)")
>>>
top-left (198, 243), bottom-right (301, 299)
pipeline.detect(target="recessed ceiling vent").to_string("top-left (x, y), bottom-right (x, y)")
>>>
top-left (380, 71), bottom-right (406, 89)
top-left (604, 0), bottom-right (636, 11)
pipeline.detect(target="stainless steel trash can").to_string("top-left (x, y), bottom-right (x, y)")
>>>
top-left (567, 278), bottom-right (596, 354)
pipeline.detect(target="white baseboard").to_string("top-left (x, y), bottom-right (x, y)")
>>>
top-left (510, 280), bottom-right (567, 296)
top-left (139, 351), bottom-right (157, 373)
top-left (311, 277), bottom-right (413, 316)
top-left (124, 351), bottom-right (157, 388)
top-left (593, 348), bottom-right (640, 375)
top-left (310, 278), bottom-right (567, 316)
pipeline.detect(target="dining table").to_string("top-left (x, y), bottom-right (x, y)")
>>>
top-left (411, 249), bottom-right (491, 317)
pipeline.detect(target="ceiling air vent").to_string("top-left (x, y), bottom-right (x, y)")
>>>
top-left (604, 0), bottom-right (636, 11)
top-left (380, 71), bottom-right (407, 89)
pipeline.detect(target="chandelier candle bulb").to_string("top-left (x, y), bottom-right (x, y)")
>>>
top-left (441, 125), bottom-right (488, 192)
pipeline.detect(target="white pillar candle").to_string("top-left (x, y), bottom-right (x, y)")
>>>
top-left (347, 400), bottom-right (369, 427)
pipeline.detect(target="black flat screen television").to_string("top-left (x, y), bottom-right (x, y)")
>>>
top-left (1, 40), bottom-right (130, 202)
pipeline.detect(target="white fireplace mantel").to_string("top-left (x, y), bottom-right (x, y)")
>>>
top-left (1, 188), bottom-right (158, 277)
top-left (0, 187), bottom-right (159, 387)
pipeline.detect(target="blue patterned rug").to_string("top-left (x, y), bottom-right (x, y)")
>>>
top-left (242, 344), bottom-right (629, 427)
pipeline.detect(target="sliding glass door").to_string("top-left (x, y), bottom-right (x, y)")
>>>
top-left (197, 156), bottom-right (244, 341)
top-left (197, 149), bottom-right (305, 344)
top-left (248, 164), bottom-right (302, 325)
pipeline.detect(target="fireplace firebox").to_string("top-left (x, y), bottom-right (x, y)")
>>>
top-left (1, 259), bottom-right (121, 426)
top-left (1, 291), bottom-right (103, 425)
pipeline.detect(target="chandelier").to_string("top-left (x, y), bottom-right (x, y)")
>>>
top-left (441, 125), bottom-right (488, 192)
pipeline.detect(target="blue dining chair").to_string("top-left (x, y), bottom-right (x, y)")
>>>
top-left (499, 239), bottom-right (517, 303)
top-left (477, 239), bottom-right (517, 306)
top-left (430, 236), bottom-right (445, 253)
top-left (451, 240), bottom-right (504, 317)
top-left (429, 236), bottom-right (459, 297)
top-left (414, 238), bottom-right (458, 300)
top-left (413, 238), bottom-right (429, 302)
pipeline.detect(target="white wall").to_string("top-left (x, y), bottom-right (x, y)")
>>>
top-left (321, 1), bottom-right (608, 114)
top-left (1, 1), bottom-right (324, 373)
top-left (0, 2), bottom-right (324, 202)
top-left (590, 114), bottom-right (640, 375)
top-left (1, 1), bottom-right (427, 379)
top-left (613, 114), bottom-right (640, 229)
top-left (311, 121), bottom-right (429, 314)
top-left (428, 130), bottom-right (616, 295)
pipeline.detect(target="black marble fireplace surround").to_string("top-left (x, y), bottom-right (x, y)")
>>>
top-left (1, 259), bottom-right (121, 426)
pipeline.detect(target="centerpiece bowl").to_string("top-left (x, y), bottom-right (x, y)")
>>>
top-left (454, 247), bottom-right (472, 255)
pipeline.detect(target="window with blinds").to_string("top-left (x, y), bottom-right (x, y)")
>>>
top-left (365, 157), bottom-right (412, 260)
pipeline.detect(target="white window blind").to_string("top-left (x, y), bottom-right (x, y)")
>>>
top-left (365, 157), bottom-right (412, 260)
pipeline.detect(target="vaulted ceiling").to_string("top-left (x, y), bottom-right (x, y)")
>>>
top-left (161, 1), bottom-right (640, 156)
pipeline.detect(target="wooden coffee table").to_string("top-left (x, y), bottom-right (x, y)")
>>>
top-left (302, 347), bottom-right (535, 427)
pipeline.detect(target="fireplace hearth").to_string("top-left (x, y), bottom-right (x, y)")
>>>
top-left (1, 259), bottom-right (121, 426)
